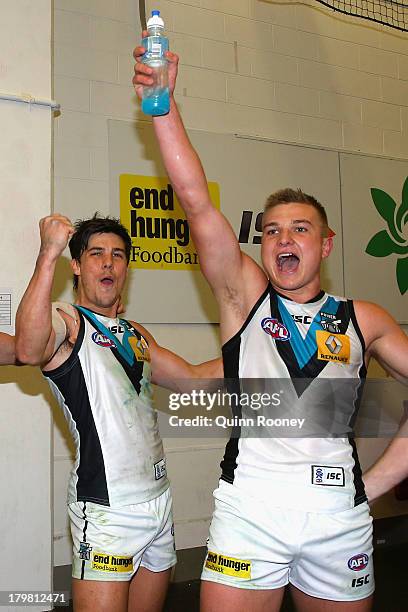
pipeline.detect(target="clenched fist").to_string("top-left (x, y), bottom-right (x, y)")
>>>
top-left (39, 214), bottom-right (74, 260)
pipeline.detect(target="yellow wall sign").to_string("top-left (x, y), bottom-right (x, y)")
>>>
top-left (120, 174), bottom-right (220, 270)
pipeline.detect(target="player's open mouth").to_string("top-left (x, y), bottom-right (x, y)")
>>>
top-left (100, 277), bottom-right (114, 286)
top-left (277, 253), bottom-right (300, 273)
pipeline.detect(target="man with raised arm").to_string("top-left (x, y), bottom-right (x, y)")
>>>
top-left (15, 213), bottom-right (221, 612)
top-left (133, 46), bottom-right (408, 612)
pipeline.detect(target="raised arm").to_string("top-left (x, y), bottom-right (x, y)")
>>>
top-left (15, 215), bottom-right (74, 365)
top-left (133, 44), bottom-right (266, 338)
top-left (0, 332), bottom-right (16, 366)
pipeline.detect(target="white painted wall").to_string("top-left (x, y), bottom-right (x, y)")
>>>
top-left (0, 1), bottom-right (53, 609)
top-left (53, 0), bottom-right (408, 565)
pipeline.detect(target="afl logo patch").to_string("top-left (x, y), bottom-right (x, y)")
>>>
top-left (348, 554), bottom-right (369, 571)
top-left (261, 318), bottom-right (290, 341)
top-left (92, 331), bottom-right (115, 348)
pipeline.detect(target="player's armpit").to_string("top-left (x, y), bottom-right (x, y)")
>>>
top-left (48, 302), bottom-right (77, 358)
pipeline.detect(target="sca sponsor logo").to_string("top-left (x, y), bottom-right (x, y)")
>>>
top-left (92, 552), bottom-right (133, 573)
top-left (261, 318), bottom-right (290, 341)
top-left (348, 554), bottom-right (369, 571)
top-left (91, 332), bottom-right (115, 348)
top-left (205, 551), bottom-right (251, 579)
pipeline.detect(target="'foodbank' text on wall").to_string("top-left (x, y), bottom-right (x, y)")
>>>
top-left (120, 174), bottom-right (220, 270)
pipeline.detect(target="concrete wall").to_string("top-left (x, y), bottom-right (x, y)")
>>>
top-left (0, 1), bottom-right (53, 609)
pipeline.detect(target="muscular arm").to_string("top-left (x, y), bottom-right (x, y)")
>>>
top-left (363, 421), bottom-right (408, 503)
top-left (131, 321), bottom-right (222, 391)
top-left (133, 47), bottom-right (266, 339)
top-left (15, 215), bottom-right (74, 365)
top-left (355, 301), bottom-right (408, 382)
top-left (355, 301), bottom-right (408, 500)
top-left (0, 332), bottom-right (16, 365)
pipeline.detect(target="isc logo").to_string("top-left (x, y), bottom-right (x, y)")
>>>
top-left (351, 574), bottom-right (370, 587)
top-left (348, 554), bottom-right (369, 571)
top-left (261, 318), bottom-right (290, 341)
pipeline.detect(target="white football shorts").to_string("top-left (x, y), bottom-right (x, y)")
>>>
top-left (201, 481), bottom-right (374, 601)
top-left (69, 487), bottom-right (176, 581)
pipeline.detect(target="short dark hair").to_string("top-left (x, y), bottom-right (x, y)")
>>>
top-left (69, 213), bottom-right (132, 290)
top-left (264, 188), bottom-right (329, 235)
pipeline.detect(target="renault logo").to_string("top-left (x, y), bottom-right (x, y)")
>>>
top-left (325, 335), bottom-right (342, 355)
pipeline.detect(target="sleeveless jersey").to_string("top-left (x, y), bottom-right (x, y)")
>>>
top-left (44, 305), bottom-right (168, 507)
top-left (221, 286), bottom-right (367, 513)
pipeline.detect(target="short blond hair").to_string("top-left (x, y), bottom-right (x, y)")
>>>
top-left (264, 188), bottom-right (329, 235)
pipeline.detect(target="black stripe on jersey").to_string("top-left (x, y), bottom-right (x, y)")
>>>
top-left (348, 300), bottom-right (367, 379)
top-left (78, 308), bottom-right (145, 395)
top-left (81, 502), bottom-right (88, 580)
top-left (270, 288), bottom-right (352, 390)
top-left (44, 316), bottom-right (110, 506)
top-left (349, 436), bottom-right (367, 505)
top-left (220, 335), bottom-right (243, 484)
top-left (220, 289), bottom-right (270, 484)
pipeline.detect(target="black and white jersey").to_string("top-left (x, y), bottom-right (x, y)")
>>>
top-left (44, 305), bottom-right (168, 507)
top-left (221, 286), bottom-right (367, 513)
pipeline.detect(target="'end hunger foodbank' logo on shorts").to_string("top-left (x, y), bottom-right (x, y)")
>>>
top-left (261, 318), bottom-right (290, 341)
top-left (120, 174), bottom-right (220, 271)
top-left (92, 332), bottom-right (116, 348)
top-left (92, 552), bottom-right (133, 573)
top-left (348, 554), bottom-right (369, 571)
top-left (205, 551), bottom-right (251, 579)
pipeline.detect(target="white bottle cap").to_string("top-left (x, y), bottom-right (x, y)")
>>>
top-left (147, 10), bottom-right (164, 29)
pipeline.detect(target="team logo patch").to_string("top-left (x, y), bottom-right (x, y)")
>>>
top-left (129, 335), bottom-right (150, 362)
top-left (92, 552), bottom-right (133, 573)
top-left (320, 312), bottom-right (342, 334)
top-left (154, 458), bottom-right (167, 480)
top-left (205, 551), bottom-right (251, 579)
top-left (79, 541), bottom-right (92, 560)
top-left (311, 465), bottom-right (345, 487)
top-left (316, 330), bottom-right (350, 364)
top-left (261, 318), bottom-right (290, 341)
top-left (91, 331), bottom-right (116, 348)
top-left (348, 553), bottom-right (369, 571)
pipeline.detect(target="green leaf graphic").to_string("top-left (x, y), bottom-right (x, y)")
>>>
top-left (396, 257), bottom-right (408, 295)
top-left (396, 176), bottom-right (408, 233)
top-left (370, 188), bottom-right (404, 244)
top-left (365, 230), bottom-right (406, 257)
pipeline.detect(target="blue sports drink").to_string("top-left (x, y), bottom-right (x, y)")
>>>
top-left (141, 11), bottom-right (170, 116)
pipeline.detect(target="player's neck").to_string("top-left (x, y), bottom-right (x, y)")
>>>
top-left (75, 296), bottom-right (119, 319)
top-left (271, 280), bottom-right (323, 304)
